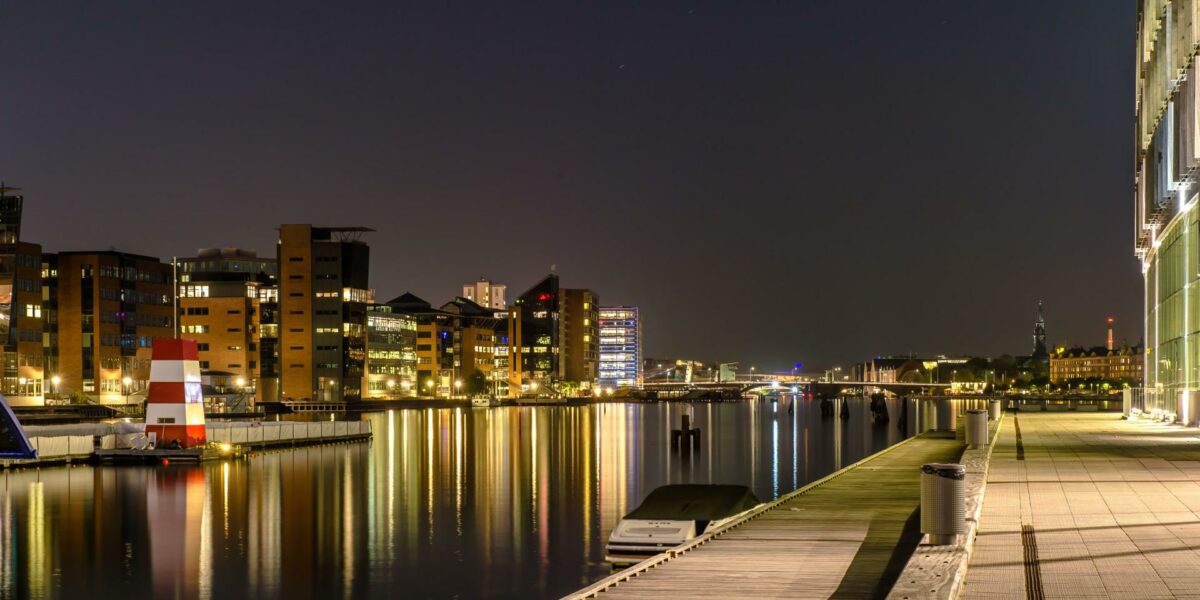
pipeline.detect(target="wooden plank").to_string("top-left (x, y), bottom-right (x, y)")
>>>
top-left (568, 431), bottom-right (965, 599)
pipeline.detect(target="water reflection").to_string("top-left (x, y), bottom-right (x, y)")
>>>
top-left (0, 396), bottom-right (908, 599)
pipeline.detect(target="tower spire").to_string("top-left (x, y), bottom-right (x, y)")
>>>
top-left (1033, 300), bottom-right (1048, 358)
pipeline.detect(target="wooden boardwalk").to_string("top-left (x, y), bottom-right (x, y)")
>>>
top-left (577, 432), bottom-right (964, 599)
top-left (962, 412), bottom-right (1200, 600)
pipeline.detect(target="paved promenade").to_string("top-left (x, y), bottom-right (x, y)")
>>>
top-left (569, 431), bottom-right (964, 599)
top-left (962, 412), bottom-right (1200, 599)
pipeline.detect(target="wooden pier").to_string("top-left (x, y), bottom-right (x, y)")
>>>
top-left (567, 430), bottom-right (966, 599)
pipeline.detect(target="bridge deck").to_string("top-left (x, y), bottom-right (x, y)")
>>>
top-left (575, 431), bottom-right (964, 599)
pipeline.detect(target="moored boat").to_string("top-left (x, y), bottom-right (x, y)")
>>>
top-left (605, 484), bottom-right (761, 567)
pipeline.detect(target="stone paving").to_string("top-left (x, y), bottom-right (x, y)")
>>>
top-left (961, 412), bottom-right (1200, 600)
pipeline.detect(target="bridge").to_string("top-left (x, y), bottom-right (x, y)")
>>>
top-left (641, 380), bottom-right (951, 398)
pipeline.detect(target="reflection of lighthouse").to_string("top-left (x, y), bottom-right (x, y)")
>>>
top-left (147, 468), bottom-right (208, 599)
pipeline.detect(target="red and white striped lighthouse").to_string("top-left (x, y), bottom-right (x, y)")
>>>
top-left (144, 338), bottom-right (206, 448)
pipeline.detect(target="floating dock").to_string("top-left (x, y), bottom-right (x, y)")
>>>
top-left (2, 420), bottom-right (373, 469)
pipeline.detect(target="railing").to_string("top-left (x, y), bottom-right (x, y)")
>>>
top-left (1125, 387), bottom-right (1171, 418)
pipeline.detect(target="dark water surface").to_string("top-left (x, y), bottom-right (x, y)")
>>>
top-left (0, 397), bottom-right (909, 599)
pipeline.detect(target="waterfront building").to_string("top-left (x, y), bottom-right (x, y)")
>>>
top-left (560, 288), bottom-right (599, 389)
top-left (364, 304), bottom-right (417, 399)
top-left (462, 277), bottom-right (506, 309)
top-left (176, 248), bottom-right (276, 403)
top-left (1135, 1), bottom-right (1200, 420)
top-left (386, 293), bottom-right (500, 397)
top-left (512, 274), bottom-right (600, 393)
top-left (0, 186), bottom-right (46, 406)
top-left (513, 274), bottom-right (559, 387)
top-left (277, 225), bottom-right (373, 403)
top-left (598, 307), bottom-right (642, 389)
top-left (1050, 345), bottom-right (1143, 385)
top-left (43, 251), bottom-right (174, 404)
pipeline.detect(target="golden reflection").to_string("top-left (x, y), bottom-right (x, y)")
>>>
top-left (26, 480), bottom-right (45, 600)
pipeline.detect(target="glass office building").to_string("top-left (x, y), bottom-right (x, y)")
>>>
top-left (1137, 1), bottom-right (1200, 422)
top-left (598, 307), bottom-right (641, 388)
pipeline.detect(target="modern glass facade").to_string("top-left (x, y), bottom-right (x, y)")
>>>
top-left (1136, 0), bottom-right (1200, 421)
top-left (598, 307), bottom-right (641, 388)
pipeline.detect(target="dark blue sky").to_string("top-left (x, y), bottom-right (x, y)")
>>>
top-left (0, 1), bottom-right (1137, 370)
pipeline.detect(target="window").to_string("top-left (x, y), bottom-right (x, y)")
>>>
top-left (181, 325), bottom-right (209, 334)
top-left (197, 343), bottom-right (210, 351)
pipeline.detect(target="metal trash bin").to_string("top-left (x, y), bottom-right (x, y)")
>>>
top-left (966, 409), bottom-right (988, 449)
top-left (920, 463), bottom-right (966, 545)
top-left (935, 398), bottom-right (956, 432)
top-left (988, 399), bottom-right (1001, 420)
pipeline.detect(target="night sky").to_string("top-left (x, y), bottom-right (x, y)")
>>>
top-left (1, 1), bottom-right (1137, 371)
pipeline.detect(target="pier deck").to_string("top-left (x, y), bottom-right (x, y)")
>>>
top-left (962, 412), bottom-right (1200, 600)
top-left (570, 431), bottom-right (964, 599)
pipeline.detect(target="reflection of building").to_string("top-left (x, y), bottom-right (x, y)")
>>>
top-left (43, 251), bottom-right (174, 403)
top-left (598, 307), bottom-right (641, 388)
top-left (176, 248), bottom-right (276, 399)
top-left (1050, 345), bottom-right (1144, 384)
top-left (1135, 3), bottom-right (1198, 410)
top-left (364, 304), bottom-right (417, 398)
top-left (462, 277), bottom-right (506, 309)
top-left (277, 225), bottom-right (373, 403)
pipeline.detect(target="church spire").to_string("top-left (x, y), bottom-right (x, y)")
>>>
top-left (1032, 300), bottom-right (1048, 358)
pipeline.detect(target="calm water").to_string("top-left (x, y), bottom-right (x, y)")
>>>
top-left (0, 397), bottom-right (909, 599)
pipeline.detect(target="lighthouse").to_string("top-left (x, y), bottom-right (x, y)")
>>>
top-left (144, 338), bottom-right (206, 448)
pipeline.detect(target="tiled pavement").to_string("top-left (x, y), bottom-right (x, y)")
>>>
top-left (961, 412), bottom-right (1200, 600)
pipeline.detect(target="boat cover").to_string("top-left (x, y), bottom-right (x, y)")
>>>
top-left (0, 394), bottom-right (36, 459)
top-left (624, 484), bottom-right (760, 521)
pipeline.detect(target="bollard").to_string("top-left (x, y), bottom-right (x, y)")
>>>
top-left (935, 398), bottom-right (956, 432)
top-left (920, 463), bottom-right (966, 545)
top-left (988, 399), bottom-right (1001, 421)
top-left (965, 409), bottom-right (988, 449)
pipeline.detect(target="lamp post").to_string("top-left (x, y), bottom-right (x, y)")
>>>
top-left (454, 379), bottom-right (463, 398)
top-left (424, 379), bottom-right (433, 397)
top-left (122, 376), bottom-right (133, 405)
top-left (17, 377), bottom-right (25, 400)
top-left (50, 375), bottom-right (61, 403)
top-left (387, 379), bottom-right (396, 400)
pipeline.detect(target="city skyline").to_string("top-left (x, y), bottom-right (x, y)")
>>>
top-left (1, 2), bottom-right (1138, 369)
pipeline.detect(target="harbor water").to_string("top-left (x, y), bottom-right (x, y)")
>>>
top-left (0, 396), bottom-right (911, 599)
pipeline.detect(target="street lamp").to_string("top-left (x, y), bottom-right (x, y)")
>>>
top-left (454, 379), bottom-right (463, 397)
top-left (17, 377), bottom-right (25, 398)
top-left (122, 375), bottom-right (133, 405)
top-left (50, 375), bottom-right (61, 403)
top-left (387, 379), bottom-right (396, 400)
top-left (424, 380), bottom-right (433, 397)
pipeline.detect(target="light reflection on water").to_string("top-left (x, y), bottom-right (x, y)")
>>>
top-left (0, 396), bottom-right (909, 599)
